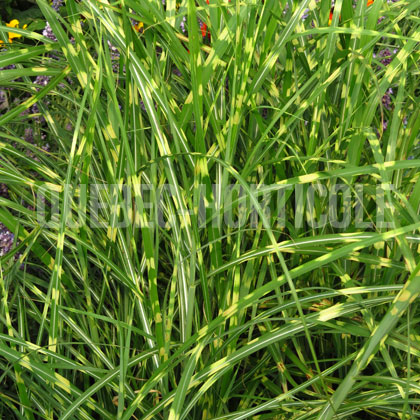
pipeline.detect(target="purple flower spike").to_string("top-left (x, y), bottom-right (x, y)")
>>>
top-left (43, 22), bottom-right (57, 41)
top-left (381, 88), bottom-right (393, 110)
top-left (52, 0), bottom-right (64, 11)
top-left (301, 8), bottom-right (310, 21)
top-left (377, 48), bottom-right (392, 66)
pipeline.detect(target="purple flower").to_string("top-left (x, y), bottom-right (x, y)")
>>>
top-left (31, 103), bottom-right (39, 114)
top-left (377, 48), bottom-right (392, 66)
top-left (381, 88), bottom-right (393, 110)
top-left (43, 22), bottom-right (57, 41)
top-left (301, 8), bottom-right (310, 21)
top-left (0, 223), bottom-right (14, 257)
top-left (52, 0), bottom-right (64, 11)
top-left (0, 63), bottom-right (16, 71)
top-left (34, 75), bottom-right (51, 87)
top-left (180, 16), bottom-right (187, 33)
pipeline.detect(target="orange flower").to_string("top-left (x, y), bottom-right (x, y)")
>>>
top-left (200, 21), bottom-right (208, 38)
top-left (328, 7), bottom-right (334, 25)
top-left (133, 21), bottom-right (144, 33)
top-left (201, 0), bottom-right (211, 40)
top-left (329, 0), bottom-right (375, 26)
top-left (0, 19), bottom-right (28, 44)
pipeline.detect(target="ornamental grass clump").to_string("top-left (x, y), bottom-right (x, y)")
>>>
top-left (0, 0), bottom-right (419, 419)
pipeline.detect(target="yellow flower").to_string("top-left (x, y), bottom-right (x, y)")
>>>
top-left (0, 19), bottom-right (28, 44)
top-left (133, 21), bottom-right (144, 33)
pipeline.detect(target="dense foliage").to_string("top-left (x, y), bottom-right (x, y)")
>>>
top-left (0, 0), bottom-right (420, 419)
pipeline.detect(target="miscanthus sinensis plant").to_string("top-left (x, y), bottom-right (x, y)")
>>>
top-left (1, 0), bottom-right (420, 418)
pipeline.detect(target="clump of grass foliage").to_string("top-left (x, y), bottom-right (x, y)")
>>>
top-left (1, 0), bottom-right (420, 418)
